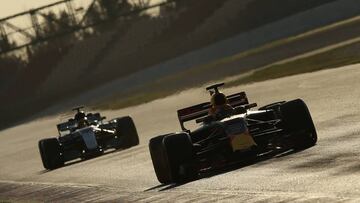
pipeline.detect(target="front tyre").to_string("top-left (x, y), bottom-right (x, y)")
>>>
top-left (149, 133), bottom-right (198, 184)
top-left (280, 99), bottom-right (317, 149)
top-left (163, 133), bottom-right (198, 183)
top-left (38, 138), bottom-right (64, 170)
top-left (149, 134), bottom-right (172, 184)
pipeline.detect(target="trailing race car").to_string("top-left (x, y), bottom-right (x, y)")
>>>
top-left (38, 107), bottom-right (139, 170)
top-left (149, 83), bottom-right (317, 184)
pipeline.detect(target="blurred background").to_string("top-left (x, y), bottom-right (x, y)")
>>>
top-left (0, 0), bottom-right (359, 130)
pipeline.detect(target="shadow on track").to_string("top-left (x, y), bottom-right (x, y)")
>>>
top-left (37, 148), bottom-right (128, 174)
top-left (145, 147), bottom-right (308, 192)
top-left (289, 151), bottom-right (360, 176)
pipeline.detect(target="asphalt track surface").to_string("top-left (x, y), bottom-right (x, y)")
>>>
top-left (1, 64), bottom-right (360, 202)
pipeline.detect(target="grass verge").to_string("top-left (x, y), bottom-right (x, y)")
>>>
top-left (227, 40), bottom-right (360, 87)
top-left (94, 89), bottom-right (175, 110)
top-left (94, 40), bottom-right (360, 110)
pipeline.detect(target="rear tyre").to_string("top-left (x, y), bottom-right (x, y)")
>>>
top-left (115, 116), bottom-right (139, 149)
top-left (280, 99), bottom-right (317, 149)
top-left (38, 138), bottom-right (64, 170)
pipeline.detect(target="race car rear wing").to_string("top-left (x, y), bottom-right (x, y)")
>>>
top-left (177, 92), bottom-right (249, 131)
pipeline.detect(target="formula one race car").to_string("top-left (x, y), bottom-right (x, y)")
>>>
top-left (149, 83), bottom-right (317, 184)
top-left (38, 107), bottom-right (139, 170)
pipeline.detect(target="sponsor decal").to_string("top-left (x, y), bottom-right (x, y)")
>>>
top-left (226, 119), bottom-right (256, 151)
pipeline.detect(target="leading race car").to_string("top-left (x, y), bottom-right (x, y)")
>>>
top-left (149, 83), bottom-right (317, 184)
top-left (38, 107), bottom-right (139, 170)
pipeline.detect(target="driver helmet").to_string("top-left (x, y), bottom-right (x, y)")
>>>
top-left (75, 111), bottom-right (86, 121)
top-left (211, 92), bottom-right (228, 107)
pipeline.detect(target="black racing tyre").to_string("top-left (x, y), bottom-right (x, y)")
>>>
top-left (280, 99), bottom-right (318, 149)
top-left (38, 138), bottom-right (64, 170)
top-left (149, 134), bottom-right (172, 184)
top-left (115, 116), bottom-right (139, 149)
top-left (163, 133), bottom-right (198, 183)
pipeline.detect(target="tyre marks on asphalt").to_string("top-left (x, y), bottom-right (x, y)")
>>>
top-left (0, 180), bottom-right (357, 202)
